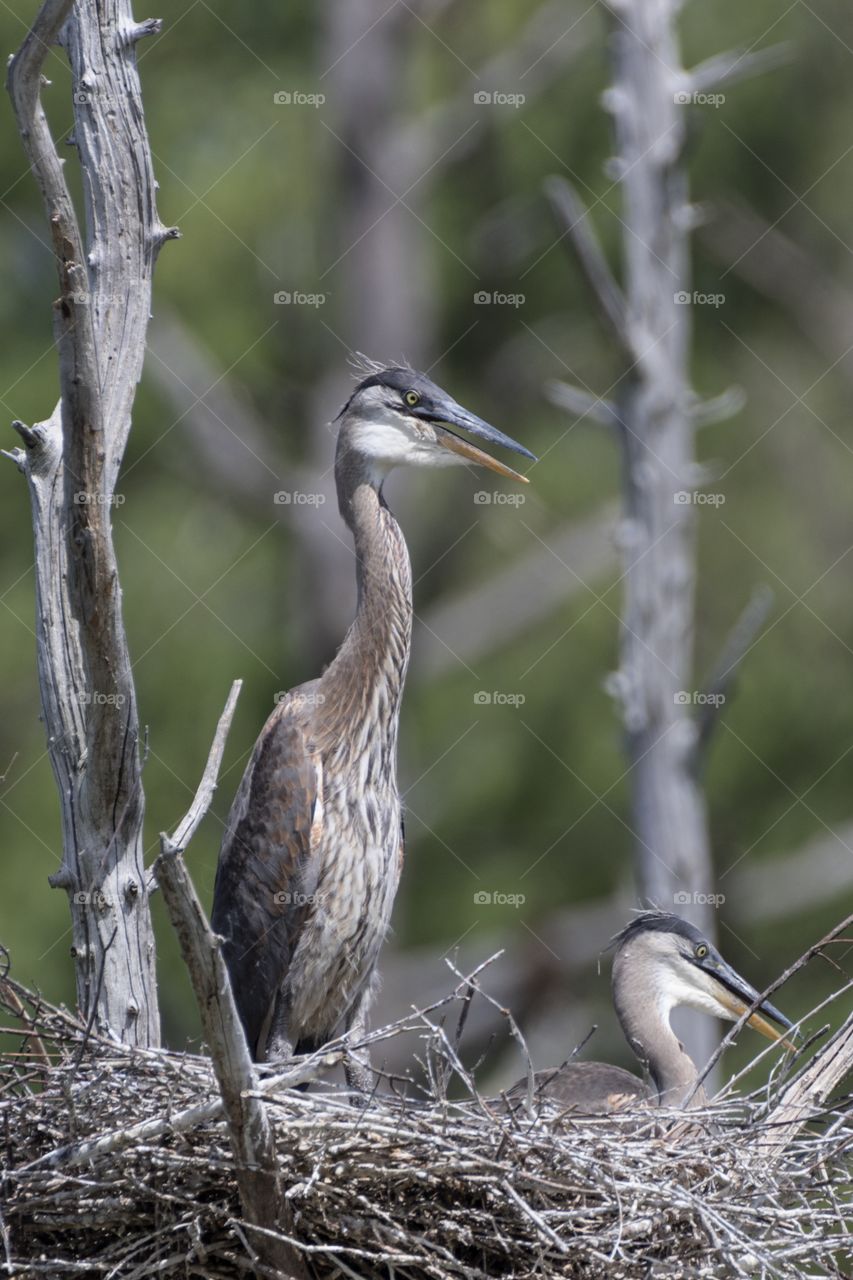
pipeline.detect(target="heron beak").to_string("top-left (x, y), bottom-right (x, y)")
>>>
top-left (427, 401), bottom-right (536, 484)
top-left (704, 956), bottom-right (797, 1051)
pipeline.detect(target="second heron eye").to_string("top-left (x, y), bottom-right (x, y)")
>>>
top-left (695, 944), bottom-right (708, 959)
top-left (405, 390), bottom-right (420, 407)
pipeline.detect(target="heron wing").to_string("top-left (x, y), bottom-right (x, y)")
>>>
top-left (211, 691), bottom-right (318, 1059)
top-left (502, 1061), bottom-right (649, 1115)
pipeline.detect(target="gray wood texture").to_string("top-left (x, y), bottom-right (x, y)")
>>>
top-left (6, 0), bottom-right (176, 1046)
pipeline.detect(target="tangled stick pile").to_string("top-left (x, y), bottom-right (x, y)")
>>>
top-left (1, 970), bottom-right (850, 1279)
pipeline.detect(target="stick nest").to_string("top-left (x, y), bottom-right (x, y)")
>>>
top-left (1, 974), bottom-right (850, 1279)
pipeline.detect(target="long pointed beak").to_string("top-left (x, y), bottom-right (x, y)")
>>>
top-left (426, 401), bottom-right (536, 484)
top-left (706, 957), bottom-right (797, 1051)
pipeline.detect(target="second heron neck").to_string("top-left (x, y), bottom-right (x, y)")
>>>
top-left (612, 952), bottom-right (706, 1108)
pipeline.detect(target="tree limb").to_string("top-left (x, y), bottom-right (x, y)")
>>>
top-left (687, 42), bottom-right (789, 95)
top-left (547, 380), bottom-right (618, 426)
top-left (153, 684), bottom-right (307, 1279)
top-left (759, 1010), bottom-right (853, 1162)
top-left (544, 174), bottom-right (631, 359)
top-left (6, 0), bottom-right (171, 1046)
top-left (162, 679), bottom-right (243, 858)
top-left (689, 385), bottom-right (746, 427)
top-left (691, 584), bottom-right (774, 771)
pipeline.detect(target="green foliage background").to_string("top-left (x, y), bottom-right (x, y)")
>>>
top-left (0, 1), bottom-right (850, 1081)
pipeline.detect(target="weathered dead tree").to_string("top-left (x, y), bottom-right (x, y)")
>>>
top-left (546, 1), bottom-right (779, 1070)
top-left (153, 681), bottom-right (308, 1279)
top-left (5, 0), bottom-right (176, 1045)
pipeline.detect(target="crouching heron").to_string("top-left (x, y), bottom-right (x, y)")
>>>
top-left (503, 912), bottom-right (793, 1114)
top-left (212, 364), bottom-right (535, 1092)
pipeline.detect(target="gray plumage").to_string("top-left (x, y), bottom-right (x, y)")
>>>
top-left (211, 365), bottom-right (534, 1090)
top-left (502, 911), bottom-right (792, 1116)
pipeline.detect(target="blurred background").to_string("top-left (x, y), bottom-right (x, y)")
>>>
top-left (0, 0), bottom-right (851, 1090)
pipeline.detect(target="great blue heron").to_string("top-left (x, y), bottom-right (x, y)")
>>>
top-left (211, 365), bottom-right (535, 1091)
top-left (503, 912), bottom-right (793, 1114)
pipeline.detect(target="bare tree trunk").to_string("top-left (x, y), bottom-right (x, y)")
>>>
top-left (546, 2), bottom-right (777, 1071)
top-left (6, 0), bottom-right (175, 1046)
top-left (599, 0), bottom-right (711, 939)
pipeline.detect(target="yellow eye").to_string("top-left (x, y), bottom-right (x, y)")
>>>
top-left (695, 944), bottom-right (708, 959)
top-left (405, 390), bottom-right (420, 407)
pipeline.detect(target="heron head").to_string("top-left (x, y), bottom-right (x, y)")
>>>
top-left (335, 365), bottom-right (536, 486)
top-left (612, 912), bottom-right (795, 1048)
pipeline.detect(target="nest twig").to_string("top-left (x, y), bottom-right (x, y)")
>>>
top-left (1, 959), bottom-right (850, 1280)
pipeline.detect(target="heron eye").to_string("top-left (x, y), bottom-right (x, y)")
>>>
top-left (695, 944), bottom-right (708, 959)
top-left (405, 390), bottom-right (420, 407)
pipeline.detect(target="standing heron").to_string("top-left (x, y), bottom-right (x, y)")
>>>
top-left (503, 912), bottom-right (793, 1114)
top-left (212, 365), bottom-right (535, 1091)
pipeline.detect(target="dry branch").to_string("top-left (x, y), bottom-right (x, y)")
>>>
top-left (544, 175), bottom-right (630, 359)
top-left (761, 1011), bottom-right (853, 1161)
top-left (6, 0), bottom-right (175, 1047)
top-left (1, 956), bottom-right (850, 1279)
top-left (153, 683), bottom-right (307, 1279)
top-left (692, 584), bottom-right (774, 769)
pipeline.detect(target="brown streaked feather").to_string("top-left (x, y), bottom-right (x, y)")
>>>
top-left (211, 688), bottom-right (318, 1059)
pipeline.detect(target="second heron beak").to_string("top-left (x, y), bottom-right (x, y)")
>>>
top-left (704, 956), bottom-right (797, 1051)
top-left (427, 400), bottom-right (536, 484)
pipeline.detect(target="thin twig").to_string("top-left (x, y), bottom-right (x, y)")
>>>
top-left (544, 174), bottom-right (631, 360)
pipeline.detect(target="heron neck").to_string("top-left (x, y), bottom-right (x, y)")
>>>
top-left (319, 469), bottom-right (412, 748)
top-left (613, 956), bottom-right (705, 1108)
